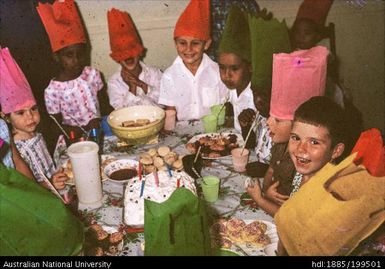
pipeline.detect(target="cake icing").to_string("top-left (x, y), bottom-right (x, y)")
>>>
top-left (124, 170), bottom-right (197, 226)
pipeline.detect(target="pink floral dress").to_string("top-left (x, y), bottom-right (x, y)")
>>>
top-left (45, 66), bottom-right (103, 126)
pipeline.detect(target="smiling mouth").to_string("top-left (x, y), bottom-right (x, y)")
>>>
top-left (296, 156), bottom-right (311, 164)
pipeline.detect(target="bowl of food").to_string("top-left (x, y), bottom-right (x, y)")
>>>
top-left (107, 105), bottom-right (165, 145)
top-left (104, 159), bottom-right (139, 183)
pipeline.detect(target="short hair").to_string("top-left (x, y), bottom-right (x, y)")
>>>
top-left (294, 96), bottom-right (348, 149)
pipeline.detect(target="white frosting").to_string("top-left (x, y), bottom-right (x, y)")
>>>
top-left (124, 170), bottom-right (197, 227)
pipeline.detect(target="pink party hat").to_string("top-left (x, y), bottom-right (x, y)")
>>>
top-left (0, 47), bottom-right (36, 114)
top-left (270, 46), bottom-right (328, 120)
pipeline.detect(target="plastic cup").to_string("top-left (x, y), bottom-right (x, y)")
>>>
top-left (67, 141), bottom-right (103, 210)
top-left (164, 110), bottom-right (176, 131)
top-left (202, 114), bottom-right (218, 133)
top-left (201, 176), bottom-right (220, 203)
top-left (231, 148), bottom-right (250, 172)
top-left (211, 104), bottom-right (226, 126)
top-left (101, 116), bottom-right (113, 136)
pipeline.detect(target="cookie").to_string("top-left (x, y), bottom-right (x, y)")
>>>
top-left (157, 146), bottom-right (170, 157)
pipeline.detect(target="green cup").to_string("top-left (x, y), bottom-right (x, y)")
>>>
top-left (202, 114), bottom-right (218, 133)
top-left (201, 176), bottom-right (220, 203)
top-left (211, 104), bottom-right (226, 126)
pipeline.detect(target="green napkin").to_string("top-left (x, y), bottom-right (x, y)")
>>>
top-left (0, 164), bottom-right (84, 256)
top-left (144, 188), bottom-right (211, 256)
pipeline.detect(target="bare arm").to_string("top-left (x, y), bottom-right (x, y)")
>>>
top-left (11, 140), bottom-right (35, 180)
top-left (246, 180), bottom-right (281, 217)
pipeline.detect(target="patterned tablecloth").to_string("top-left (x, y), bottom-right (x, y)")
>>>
top-left (60, 121), bottom-right (275, 256)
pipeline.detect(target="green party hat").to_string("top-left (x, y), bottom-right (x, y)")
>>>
top-left (218, 5), bottom-right (250, 62)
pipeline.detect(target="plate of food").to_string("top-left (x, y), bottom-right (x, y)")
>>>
top-left (185, 132), bottom-right (244, 159)
top-left (210, 218), bottom-right (278, 256)
top-left (84, 224), bottom-right (124, 256)
top-left (62, 155), bottom-right (118, 185)
top-left (104, 159), bottom-right (139, 183)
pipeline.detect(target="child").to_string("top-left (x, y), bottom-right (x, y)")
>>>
top-left (37, 0), bottom-right (106, 139)
top-left (158, 0), bottom-right (228, 121)
top-left (247, 96), bottom-right (349, 216)
top-left (246, 46), bottom-right (329, 216)
top-left (0, 47), bottom-right (68, 191)
top-left (107, 8), bottom-right (163, 110)
top-left (0, 118), bottom-right (34, 180)
top-left (217, 6), bottom-right (254, 132)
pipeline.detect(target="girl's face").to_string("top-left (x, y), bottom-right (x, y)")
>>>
top-left (288, 121), bottom-right (343, 178)
top-left (175, 36), bottom-right (211, 69)
top-left (218, 53), bottom-right (251, 92)
top-left (121, 56), bottom-right (141, 71)
top-left (56, 43), bottom-right (87, 78)
top-left (266, 116), bottom-right (293, 144)
top-left (9, 104), bottom-right (40, 136)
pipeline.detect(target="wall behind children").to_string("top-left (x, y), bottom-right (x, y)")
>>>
top-left (76, 0), bottom-right (383, 133)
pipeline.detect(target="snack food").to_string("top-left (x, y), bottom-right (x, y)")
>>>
top-left (210, 218), bottom-right (272, 250)
top-left (121, 118), bottom-right (151, 127)
top-left (84, 224), bottom-right (124, 256)
top-left (186, 133), bottom-right (240, 158)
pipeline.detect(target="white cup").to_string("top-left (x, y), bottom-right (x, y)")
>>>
top-left (164, 110), bottom-right (176, 131)
top-left (67, 141), bottom-right (103, 210)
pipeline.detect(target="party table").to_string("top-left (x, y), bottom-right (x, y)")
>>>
top-left (60, 121), bottom-right (275, 256)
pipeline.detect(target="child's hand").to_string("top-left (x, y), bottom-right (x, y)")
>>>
top-left (265, 181), bottom-right (289, 205)
top-left (51, 168), bottom-right (68, 190)
top-left (246, 180), bottom-right (263, 202)
top-left (121, 68), bottom-right (148, 94)
top-left (238, 108), bottom-right (256, 128)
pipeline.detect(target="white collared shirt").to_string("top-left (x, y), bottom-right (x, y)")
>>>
top-left (107, 61), bottom-right (163, 109)
top-left (229, 83), bottom-right (256, 131)
top-left (159, 54), bottom-right (229, 120)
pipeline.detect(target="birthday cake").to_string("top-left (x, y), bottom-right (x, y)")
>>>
top-left (123, 170), bottom-right (197, 227)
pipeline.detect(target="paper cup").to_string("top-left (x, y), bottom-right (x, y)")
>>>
top-left (67, 141), bottom-right (103, 210)
top-left (202, 114), bottom-right (218, 133)
top-left (164, 110), bottom-right (176, 131)
top-left (211, 104), bottom-right (226, 126)
top-left (231, 148), bottom-right (250, 172)
top-left (201, 176), bottom-right (220, 203)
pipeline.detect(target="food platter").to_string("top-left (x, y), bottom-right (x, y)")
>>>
top-left (185, 132), bottom-right (244, 159)
top-left (210, 218), bottom-right (278, 256)
top-left (62, 155), bottom-right (118, 185)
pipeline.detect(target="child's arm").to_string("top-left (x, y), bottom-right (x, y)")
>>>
top-left (246, 181), bottom-right (280, 217)
top-left (121, 67), bottom-right (148, 94)
top-left (265, 181), bottom-right (290, 205)
top-left (11, 140), bottom-right (35, 180)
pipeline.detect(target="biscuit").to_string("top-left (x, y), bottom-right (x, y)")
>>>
top-left (140, 155), bottom-right (153, 165)
top-left (136, 119), bottom-right (150, 126)
top-left (145, 165), bottom-right (157, 174)
top-left (153, 156), bottom-right (164, 168)
top-left (122, 120), bottom-right (136, 127)
top-left (164, 152), bottom-right (177, 165)
top-left (148, 148), bottom-right (158, 157)
top-left (226, 218), bottom-right (246, 232)
top-left (157, 146), bottom-right (170, 157)
top-left (172, 159), bottom-right (183, 170)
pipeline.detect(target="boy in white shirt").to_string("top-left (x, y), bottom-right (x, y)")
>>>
top-left (158, 0), bottom-right (228, 121)
top-left (107, 8), bottom-right (162, 109)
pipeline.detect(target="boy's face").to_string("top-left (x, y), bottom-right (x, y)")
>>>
top-left (9, 104), bottom-right (40, 135)
top-left (293, 20), bottom-right (321, 50)
top-left (218, 53), bottom-right (251, 92)
top-left (266, 116), bottom-right (292, 144)
top-left (252, 89), bottom-right (270, 118)
top-left (120, 56), bottom-right (141, 71)
top-left (55, 43), bottom-right (87, 77)
top-left (175, 36), bottom-right (211, 67)
top-left (288, 121), bottom-right (342, 178)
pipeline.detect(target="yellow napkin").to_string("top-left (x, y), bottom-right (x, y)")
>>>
top-left (275, 153), bottom-right (385, 256)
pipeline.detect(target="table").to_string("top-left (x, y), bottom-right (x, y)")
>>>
top-left (63, 121), bottom-right (275, 256)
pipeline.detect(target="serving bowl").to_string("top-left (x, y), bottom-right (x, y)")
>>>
top-left (107, 105), bottom-right (165, 145)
